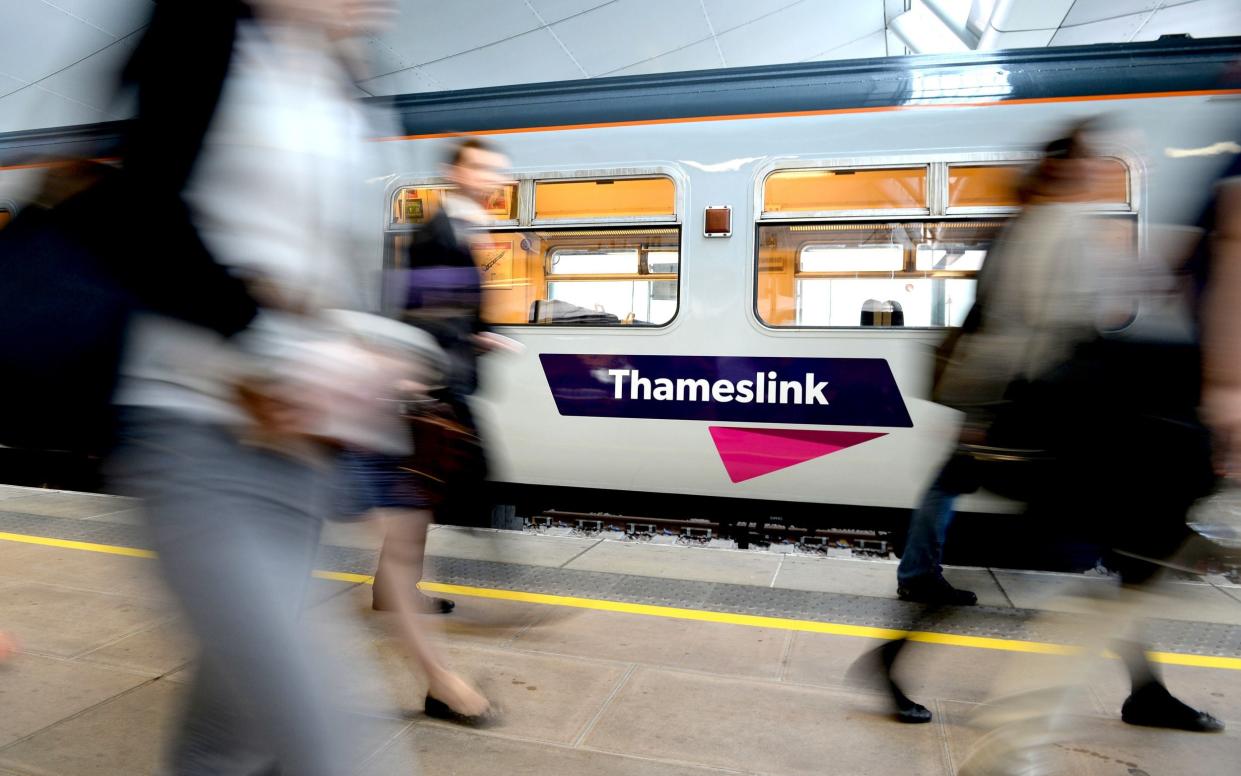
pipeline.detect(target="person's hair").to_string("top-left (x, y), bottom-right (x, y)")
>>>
top-left (1017, 118), bottom-right (1100, 202)
top-left (444, 137), bottom-right (500, 168)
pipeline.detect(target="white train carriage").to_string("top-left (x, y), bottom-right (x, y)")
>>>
top-left (1, 37), bottom-right (1239, 538)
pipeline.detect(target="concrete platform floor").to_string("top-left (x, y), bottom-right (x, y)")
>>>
top-left (1, 484), bottom-right (1240, 775)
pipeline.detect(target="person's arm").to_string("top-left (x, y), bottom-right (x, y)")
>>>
top-left (94, 0), bottom-right (259, 337)
top-left (1203, 178), bottom-right (1241, 475)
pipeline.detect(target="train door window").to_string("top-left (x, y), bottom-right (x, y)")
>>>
top-left (755, 158), bottom-right (1135, 329)
top-left (387, 171), bottom-right (680, 327)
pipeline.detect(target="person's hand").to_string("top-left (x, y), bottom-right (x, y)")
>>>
top-left (471, 332), bottom-right (525, 354)
top-left (235, 379), bottom-right (316, 438)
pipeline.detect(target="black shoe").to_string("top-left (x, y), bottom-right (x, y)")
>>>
top-left (423, 595), bottom-right (455, 614)
top-left (897, 577), bottom-right (977, 606)
top-left (425, 694), bottom-right (495, 727)
top-left (896, 702), bottom-right (933, 724)
top-left (846, 640), bottom-right (933, 724)
top-left (371, 594), bottom-right (455, 614)
top-left (1121, 682), bottom-right (1225, 733)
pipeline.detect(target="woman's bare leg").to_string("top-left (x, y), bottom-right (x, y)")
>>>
top-left (372, 509), bottom-right (489, 716)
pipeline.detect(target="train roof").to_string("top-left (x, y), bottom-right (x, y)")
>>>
top-left (375, 35), bottom-right (1241, 138)
top-left (2, 36), bottom-right (1239, 165)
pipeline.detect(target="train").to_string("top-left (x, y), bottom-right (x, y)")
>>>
top-left (2, 36), bottom-right (1240, 549)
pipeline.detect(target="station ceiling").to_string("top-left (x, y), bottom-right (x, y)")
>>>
top-left (1, 0), bottom-right (1239, 134)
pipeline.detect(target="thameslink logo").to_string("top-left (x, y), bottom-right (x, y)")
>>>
top-left (608, 369), bottom-right (830, 405)
top-left (540, 354), bottom-right (912, 428)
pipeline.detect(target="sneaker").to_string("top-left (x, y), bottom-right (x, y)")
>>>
top-left (897, 576), bottom-right (978, 606)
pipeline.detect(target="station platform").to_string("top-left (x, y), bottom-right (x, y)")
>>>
top-left (1, 483), bottom-right (1239, 775)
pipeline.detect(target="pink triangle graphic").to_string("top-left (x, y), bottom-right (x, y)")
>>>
top-left (708, 426), bottom-right (887, 483)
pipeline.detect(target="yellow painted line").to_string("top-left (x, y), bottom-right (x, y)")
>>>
top-left (4, 530), bottom-right (1241, 670)
top-left (419, 581), bottom-right (1076, 656)
top-left (313, 570), bottom-right (376, 585)
top-left (0, 531), bottom-right (156, 559)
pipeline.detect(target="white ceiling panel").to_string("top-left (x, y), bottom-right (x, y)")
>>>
top-left (1050, 13), bottom-right (1152, 47)
top-left (992, 0), bottom-right (1076, 32)
top-left (359, 67), bottom-right (439, 96)
top-left (40, 0), bottom-right (152, 38)
top-left (716, 0), bottom-right (883, 68)
top-left (553, 0), bottom-right (712, 76)
top-left (2, 0), bottom-right (1241, 135)
top-left (803, 29), bottom-right (889, 62)
top-left (358, 38), bottom-right (411, 81)
top-left (0, 72), bottom-right (27, 100)
top-left (1061, 0), bottom-right (1161, 28)
top-left (0, 0), bottom-right (114, 84)
top-left (374, 0), bottom-right (541, 68)
top-left (1137, 0), bottom-right (1241, 41)
top-left (0, 85), bottom-right (104, 134)
top-left (416, 28), bottom-right (583, 91)
top-left (526, 0), bottom-right (616, 24)
top-left (36, 35), bottom-right (138, 112)
top-left (701, 0), bottom-right (816, 33)
top-left (609, 39), bottom-right (724, 77)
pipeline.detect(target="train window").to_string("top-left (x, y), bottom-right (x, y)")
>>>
top-left (534, 177), bottom-right (676, 221)
top-left (391, 183), bottom-right (518, 225)
top-left (756, 221), bottom-right (1002, 328)
top-left (763, 167), bottom-right (928, 215)
top-left (946, 159), bottom-right (1129, 210)
top-left (946, 164), bottom-right (1024, 209)
top-left (390, 226), bottom-right (679, 326)
top-left (0, 208), bottom-right (10, 230)
top-left (548, 248), bottom-right (640, 275)
top-left (1079, 157), bottom-right (1130, 206)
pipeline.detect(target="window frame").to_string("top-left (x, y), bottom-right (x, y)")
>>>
top-left (752, 151), bottom-right (1141, 332)
top-left (383, 166), bottom-right (685, 330)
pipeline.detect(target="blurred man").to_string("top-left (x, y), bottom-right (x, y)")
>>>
top-left (377, 138), bottom-right (515, 614)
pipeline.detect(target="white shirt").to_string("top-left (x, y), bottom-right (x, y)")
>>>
top-left (116, 21), bottom-right (371, 424)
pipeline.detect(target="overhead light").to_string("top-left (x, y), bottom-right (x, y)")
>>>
top-left (1165, 141), bottom-right (1241, 158)
top-left (891, 2), bottom-right (972, 54)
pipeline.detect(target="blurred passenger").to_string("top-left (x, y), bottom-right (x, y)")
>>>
top-left (105, 2), bottom-right (414, 774)
top-left (956, 134), bottom-right (1239, 775)
top-left (374, 138), bottom-right (517, 612)
top-left (864, 122), bottom-right (1124, 723)
top-left (897, 133), bottom-right (1099, 607)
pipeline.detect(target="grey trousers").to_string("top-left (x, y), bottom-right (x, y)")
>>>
top-left (111, 410), bottom-right (360, 776)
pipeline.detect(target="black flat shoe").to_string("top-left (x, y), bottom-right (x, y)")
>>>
top-left (847, 640), bottom-right (932, 724)
top-left (1122, 683), bottom-right (1224, 733)
top-left (422, 595), bottom-right (455, 614)
top-left (372, 594), bottom-right (455, 613)
top-left (896, 702), bottom-right (932, 724)
top-left (425, 694), bottom-right (495, 727)
top-left (897, 577), bottom-right (978, 606)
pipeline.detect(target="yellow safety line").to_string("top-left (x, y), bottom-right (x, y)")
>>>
top-left (0, 531), bottom-right (156, 559)
top-left (5, 530), bottom-right (1241, 670)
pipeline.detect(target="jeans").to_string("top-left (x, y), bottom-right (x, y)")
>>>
top-left (110, 409), bottom-right (411, 776)
top-left (897, 455), bottom-right (975, 587)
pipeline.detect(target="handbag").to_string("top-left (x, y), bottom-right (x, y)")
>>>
top-left (401, 394), bottom-right (490, 525)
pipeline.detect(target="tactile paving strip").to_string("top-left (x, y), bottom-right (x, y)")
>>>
top-left (4, 509), bottom-right (1241, 657)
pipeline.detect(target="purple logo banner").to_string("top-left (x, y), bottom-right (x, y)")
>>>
top-left (539, 354), bottom-right (912, 427)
